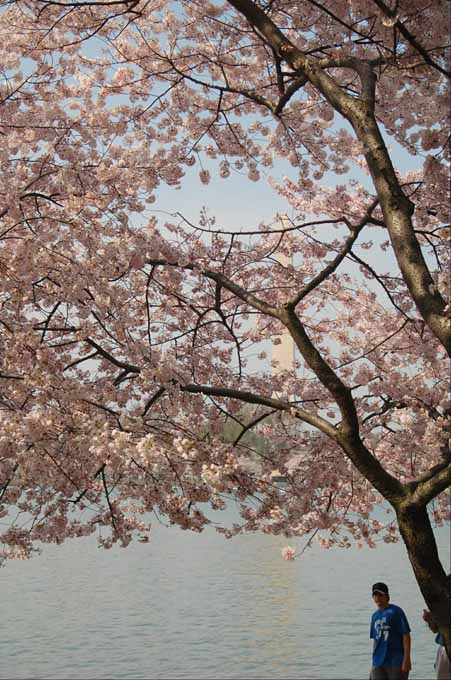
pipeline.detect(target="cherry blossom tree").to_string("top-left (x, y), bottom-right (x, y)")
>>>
top-left (0, 0), bottom-right (449, 654)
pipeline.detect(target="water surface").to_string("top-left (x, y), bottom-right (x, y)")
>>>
top-left (2, 511), bottom-right (448, 679)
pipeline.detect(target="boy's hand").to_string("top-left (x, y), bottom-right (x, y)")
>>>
top-left (401, 658), bottom-right (411, 673)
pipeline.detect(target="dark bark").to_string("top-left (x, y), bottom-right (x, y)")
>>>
top-left (350, 114), bottom-right (451, 356)
top-left (395, 502), bottom-right (451, 660)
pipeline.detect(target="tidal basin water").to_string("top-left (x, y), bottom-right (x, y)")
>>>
top-left (2, 508), bottom-right (449, 680)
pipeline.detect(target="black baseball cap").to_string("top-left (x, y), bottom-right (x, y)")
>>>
top-left (372, 582), bottom-right (389, 595)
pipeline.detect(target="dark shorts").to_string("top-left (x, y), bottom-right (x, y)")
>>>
top-left (370, 668), bottom-right (409, 680)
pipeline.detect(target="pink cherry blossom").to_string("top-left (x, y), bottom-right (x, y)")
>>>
top-left (281, 546), bottom-right (296, 561)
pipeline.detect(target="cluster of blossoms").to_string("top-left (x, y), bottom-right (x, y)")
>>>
top-left (281, 546), bottom-right (296, 561)
top-left (0, 0), bottom-right (448, 572)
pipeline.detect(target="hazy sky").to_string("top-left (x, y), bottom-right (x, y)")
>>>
top-left (149, 117), bottom-right (421, 232)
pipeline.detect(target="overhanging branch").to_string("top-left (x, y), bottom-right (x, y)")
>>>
top-left (410, 463), bottom-right (451, 506)
top-left (179, 382), bottom-right (337, 438)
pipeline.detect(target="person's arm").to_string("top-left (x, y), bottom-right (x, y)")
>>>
top-left (401, 633), bottom-right (411, 673)
top-left (423, 609), bottom-right (439, 633)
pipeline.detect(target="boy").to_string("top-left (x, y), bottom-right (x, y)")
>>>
top-left (370, 582), bottom-right (411, 680)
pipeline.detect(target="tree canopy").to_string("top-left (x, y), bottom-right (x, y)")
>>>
top-left (0, 0), bottom-right (449, 650)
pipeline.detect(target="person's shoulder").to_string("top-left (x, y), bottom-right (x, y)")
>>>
top-left (389, 603), bottom-right (407, 616)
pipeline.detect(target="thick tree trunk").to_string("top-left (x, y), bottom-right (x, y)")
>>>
top-left (396, 503), bottom-right (450, 660)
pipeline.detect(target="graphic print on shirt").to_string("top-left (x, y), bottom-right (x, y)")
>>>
top-left (374, 616), bottom-right (390, 642)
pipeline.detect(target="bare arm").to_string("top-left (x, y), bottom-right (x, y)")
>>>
top-left (402, 633), bottom-right (412, 673)
top-left (423, 609), bottom-right (439, 633)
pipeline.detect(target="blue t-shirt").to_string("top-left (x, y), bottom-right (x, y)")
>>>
top-left (435, 633), bottom-right (445, 646)
top-left (370, 604), bottom-right (411, 667)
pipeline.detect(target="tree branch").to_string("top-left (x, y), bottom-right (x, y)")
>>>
top-left (286, 223), bottom-right (363, 308)
top-left (179, 382), bottom-right (337, 438)
top-left (410, 463), bottom-right (451, 506)
top-left (372, 0), bottom-right (451, 79)
top-left (146, 258), bottom-right (279, 318)
top-left (85, 338), bottom-right (140, 374)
